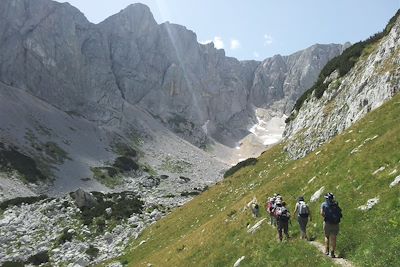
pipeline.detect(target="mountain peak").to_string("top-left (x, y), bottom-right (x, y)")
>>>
top-left (100, 2), bottom-right (157, 29)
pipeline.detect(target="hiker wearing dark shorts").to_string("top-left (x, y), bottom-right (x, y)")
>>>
top-left (320, 193), bottom-right (342, 258)
top-left (294, 196), bottom-right (311, 240)
top-left (275, 199), bottom-right (290, 241)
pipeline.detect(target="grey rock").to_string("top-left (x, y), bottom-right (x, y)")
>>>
top-left (357, 197), bottom-right (379, 211)
top-left (390, 175), bottom-right (400, 188)
top-left (150, 209), bottom-right (162, 221)
top-left (71, 189), bottom-right (97, 209)
top-left (141, 176), bottom-right (161, 188)
top-left (310, 186), bottom-right (325, 202)
top-left (284, 16), bottom-right (400, 159)
top-left (74, 256), bottom-right (90, 267)
top-left (105, 207), bottom-right (112, 215)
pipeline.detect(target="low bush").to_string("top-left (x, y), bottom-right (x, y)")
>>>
top-left (113, 156), bottom-right (139, 172)
top-left (27, 251), bottom-right (50, 265)
top-left (224, 158), bottom-right (258, 178)
top-left (0, 195), bottom-right (48, 211)
top-left (79, 192), bottom-right (144, 226)
top-left (57, 228), bottom-right (74, 244)
top-left (1, 261), bottom-right (25, 267)
top-left (0, 148), bottom-right (46, 183)
top-left (85, 245), bottom-right (99, 260)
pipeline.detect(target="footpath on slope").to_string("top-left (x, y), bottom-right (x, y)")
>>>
top-left (309, 241), bottom-right (354, 267)
top-left (258, 218), bottom-right (355, 267)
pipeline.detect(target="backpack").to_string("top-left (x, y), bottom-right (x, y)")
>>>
top-left (298, 201), bottom-right (309, 218)
top-left (266, 201), bottom-right (275, 214)
top-left (324, 201), bottom-right (342, 224)
top-left (275, 206), bottom-right (290, 222)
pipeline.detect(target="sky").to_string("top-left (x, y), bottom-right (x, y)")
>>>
top-left (57, 0), bottom-right (399, 60)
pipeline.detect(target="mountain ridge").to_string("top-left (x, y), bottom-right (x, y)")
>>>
top-left (0, 0), bottom-right (346, 197)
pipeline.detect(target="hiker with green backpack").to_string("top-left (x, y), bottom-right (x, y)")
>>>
top-left (320, 192), bottom-right (342, 258)
top-left (293, 196), bottom-right (312, 240)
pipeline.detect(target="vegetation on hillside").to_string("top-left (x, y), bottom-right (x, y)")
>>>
top-left (287, 9), bottom-right (400, 123)
top-left (0, 143), bottom-right (47, 183)
top-left (112, 93), bottom-right (400, 267)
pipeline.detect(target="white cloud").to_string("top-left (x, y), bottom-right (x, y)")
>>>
top-left (213, 36), bottom-right (224, 49)
top-left (199, 36), bottom-right (225, 49)
top-left (199, 39), bottom-right (212, 45)
top-left (253, 51), bottom-right (260, 58)
top-left (264, 34), bottom-right (273, 46)
top-left (230, 39), bottom-right (241, 50)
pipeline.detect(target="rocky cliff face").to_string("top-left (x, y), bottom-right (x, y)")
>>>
top-left (0, 0), bottom-right (347, 199)
top-left (250, 43), bottom-right (347, 114)
top-left (283, 14), bottom-right (400, 159)
top-left (0, 0), bottom-right (344, 147)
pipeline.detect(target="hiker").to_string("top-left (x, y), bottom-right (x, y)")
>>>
top-left (274, 199), bottom-right (291, 241)
top-left (247, 196), bottom-right (260, 218)
top-left (320, 192), bottom-right (342, 258)
top-left (266, 197), bottom-right (277, 226)
top-left (293, 196), bottom-right (312, 240)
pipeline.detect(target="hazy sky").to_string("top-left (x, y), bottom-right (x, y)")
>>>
top-left (56, 0), bottom-right (399, 60)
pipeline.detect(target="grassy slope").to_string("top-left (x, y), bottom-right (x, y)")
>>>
top-left (117, 94), bottom-right (400, 267)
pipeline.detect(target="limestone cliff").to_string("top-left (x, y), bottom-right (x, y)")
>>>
top-left (283, 11), bottom-right (400, 159)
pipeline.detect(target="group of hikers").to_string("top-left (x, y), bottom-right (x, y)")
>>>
top-left (248, 192), bottom-right (342, 258)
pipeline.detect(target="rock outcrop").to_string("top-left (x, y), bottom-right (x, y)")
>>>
top-left (283, 13), bottom-right (400, 159)
top-left (0, 0), bottom-right (344, 148)
top-left (0, 0), bottom-right (346, 199)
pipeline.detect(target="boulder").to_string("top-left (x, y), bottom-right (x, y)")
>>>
top-left (141, 176), bottom-right (160, 188)
top-left (390, 175), bottom-right (400, 188)
top-left (247, 218), bottom-right (266, 234)
top-left (310, 186), bottom-right (325, 202)
top-left (70, 189), bottom-right (97, 209)
top-left (105, 207), bottom-right (112, 215)
top-left (233, 256), bottom-right (245, 267)
top-left (358, 197), bottom-right (379, 211)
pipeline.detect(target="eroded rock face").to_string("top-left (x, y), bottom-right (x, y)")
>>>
top-left (283, 16), bottom-right (400, 159)
top-left (0, 0), bottom-right (344, 147)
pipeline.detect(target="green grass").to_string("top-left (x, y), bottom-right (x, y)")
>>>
top-left (160, 156), bottom-right (193, 173)
top-left (91, 166), bottom-right (123, 188)
top-left (110, 93), bottom-right (400, 267)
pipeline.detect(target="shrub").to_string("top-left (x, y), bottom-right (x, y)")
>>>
top-left (0, 148), bottom-right (46, 183)
top-left (1, 261), bottom-right (25, 267)
top-left (224, 158), bottom-right (258, 178)
top-left (27, 251), bottom-right (50, 265)
top-left (79, 191), bottom-right (144, 226)
top-left (85, 245), bottom-right (99, 260)
top-left (0, 195), bottom-right (48, 211)
top-left (113, 156), bottom-right (139, 172)
top-left (180, 191), bottom-right (200, 197)
top-left (57, 228), bottom-right (74, 244)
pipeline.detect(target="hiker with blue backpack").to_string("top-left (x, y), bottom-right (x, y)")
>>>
top-left (320, 193), bottom-right (342, 258)
top-left (293, 196), bottom-right (312, 240)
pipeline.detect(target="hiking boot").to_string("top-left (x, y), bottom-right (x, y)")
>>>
top-left (330, 251), bottom-right (336, 258)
